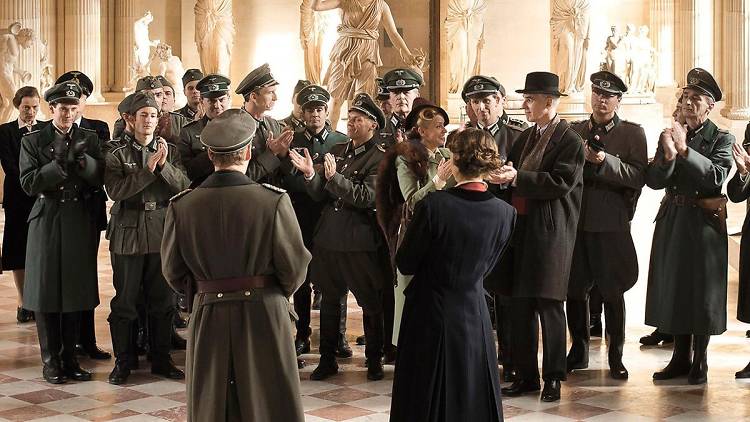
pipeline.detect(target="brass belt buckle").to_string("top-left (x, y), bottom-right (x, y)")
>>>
top-left (674, 195), bottom-right (685, 206)
top-left (144, 201), bottom-right (156, 211)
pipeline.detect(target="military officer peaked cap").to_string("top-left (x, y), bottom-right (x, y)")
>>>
top-left (376, 78), bottom-right (389, 100)
top-left (349, 92), bottom-right (386, 129)
top-left (294, 80), bottom-right (312, 96)
top-left (461, 75), bottom-right (506, 102)
top-left (155, 75), bottom-right (173, 90)
top-left (55, 71), bottom-right (93, 97)
top-left (135, 76), bottom-right (163, 92)
top-left (297, 85), bottom-right (331, 108)
top-left (684, 67), bottom-right (722, 102)
top-left (235, 63), bottom-right (279, 97)
top-left (182, 68), bottom-right (204, 87)
top-left (196, 74), bottom-right (231, 98)
top-left (590, 71), bottom-right (627, 95)
top-left (117, 93), bottom-right (136, 115)
top-left (45, 82), bottom-right (81, 105)
top-left (383, 68), bottom-right (423, 90)
top-left (127, 92), bottom-right (161, 115)
top-left (200, 109), bottom-right (258, 153)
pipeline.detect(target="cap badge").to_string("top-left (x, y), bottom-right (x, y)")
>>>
top-left (396, 79), bottom-right (406, 86)
top-left (474, 83), bottom-right (484, 91)
top-left (309, 94), bottom-right (320, 101)
top-left (208, 84), bottom-right (219, 91)
top-left (66, 90), bottom-right (75, 97)
top-left (354, 100), bottom-right (363, 106)
top-left (600, 81), bottom-right (610, 88)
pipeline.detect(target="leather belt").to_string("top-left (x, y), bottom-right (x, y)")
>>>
top-left (39, 190), bottom-right (82, 202)
top-left (196, 276), bottom-right (274, 294)
top-left (120, 200), bottom-right (169, 211)
top-left (664, 192), bottom-right (698, 207)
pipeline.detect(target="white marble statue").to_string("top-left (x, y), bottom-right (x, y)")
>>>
top-left (603, 25), bottom-right (620, 74)
top-left (550, 0), bottom-right (591, 94)
top-left (631, 25), bottom-right (655, 94)
top-left (134, 11), bottom-right (160, 76)
top-left (195, 0), bottom-right (235, 76)
top-left (301, 0), bottom-right (326, 84)
top-left (446, 0), bottom-right (488, 94)
top-left (0, 23), bottom-right (34, 123)
top-left (39, 39), bottom-right (54, 95)
top-left (149, 42), bottom-right (187, 107)
top-left (618, 24), bottom-right (637, 88)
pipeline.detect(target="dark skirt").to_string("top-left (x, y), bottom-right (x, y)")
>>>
top-left (2, 202), bottom-right (33, 270)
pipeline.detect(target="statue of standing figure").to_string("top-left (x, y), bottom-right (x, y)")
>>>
top-left (0, 23), bottom-right (34, 123)
top-left (603, 25), bottom-right (620, 74)
top-left (149, 43), bottom-right (188, 107)
top-left (300, 0), bottom-right (329, 84)
top-left (312, 0), bottom-right (423, 126)
top-left (550, 0), bottom-right (591, 94)
top-left (446, 0), bottom-right (488, 94)
top-left (133, 12), bottom-right (159, 77)
top-left (195, 0), bottom-right (235, 76)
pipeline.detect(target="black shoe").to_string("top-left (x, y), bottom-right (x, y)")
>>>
top-left (590, 315), bottom-right (602, 338)
top-left (42, 363), bottom-right (67, 384)
top-left (295, 338), bottom-right (311, 356)
top-left (63, 360), bottom-right (92, 381)
top-left (736, 362), bottom-right (750, 379)
top-left (335, 336), bottom-right (353, 358)
top-left (688, 364), bottom-right (707, 385)
top-left (108, 359), bottom-right (131, 385)
top-left (566, 351), bottom-right (588, 372)
top-left (501, 379), bottom-right (541, 397)
top-left (297, 358), bottom-right (306, 369)
top-left (541, 380), bottom-right (561, 402)
top-left (746, 330), bottom-right (750, 339)
top-left (171, 330), bottom-right (187, 350)
top-left (310, 358), bottom-right (338, 380)
top-left (77, 344), bottom-right (111, 360)
top-left (356, 335), bottom-right (366, 346)
top-left (640, 329), bottom-right (673, 346)
top-left (136, 328), bottom-right (148, 356)
top-left (653, 360), bottom-right (691, 380)
top-left (502, 368), bottom-right (516, 383)
top-left (383, 345), bottom-right (397, 364)
top-left (174, 313), bottom-right (188, 329)
top-left (609, 361), bottom-right (629, 380)
top-left (367, 359), bottom-right (384, 380)
top-left (151, 359), bottom-right (185, 379)
top-left (16, 307), bottom-right (32, 323)
top-left (312, 292), bottom-right (322, 310)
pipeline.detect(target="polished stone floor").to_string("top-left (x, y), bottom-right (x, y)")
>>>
top-left (0, 184), bottom-right (748, 421)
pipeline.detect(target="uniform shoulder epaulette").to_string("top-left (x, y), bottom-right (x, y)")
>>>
top-left (261, 183), bottom-right (286, 194)
top-left (377, 143), bottom-right (387, 153)
top-left (108, 142), bottom-right (128, 155)
top-left (620, 119), bottom-right (642, 127)
top-left (79, 126), bottom-right (96, 133)
top-left (170, 189), bottom-right (193, 202)
top-left (570, 119), bottom-right (587, 126)
top-left (22, 129), bottom-right (40, 137)
top-left (182, 119), bottom-right (200, 128)
top-left (507, 118), bottom-right (527, 129)
top-left (717, 127), bottom-right (730, 134)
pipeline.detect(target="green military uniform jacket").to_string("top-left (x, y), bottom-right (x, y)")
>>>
top-left (645, 119), bottom-right (733, 335)
top-left (113, 111), bottom-right (187, 143)
top-left (305, 137), bottom-right (386, 252)
top-left (280, 113), bottom-right (306, 133)
top-left (248, 113), bottom-right (284, 183)
top-left (176, 104), bottom-right (198, 121)
top-left (104, 132), bottom-right (189, 255)
top-left (280, 127), bottom-right (349, 245)
top-left (161, 170), bottom-right (310, 422)
top-left (19, 123), bottom-right (104, 312)
top-left (177, 116), bottom-right (212, 187)
top-left (379, 113), bottom-right (405, 147)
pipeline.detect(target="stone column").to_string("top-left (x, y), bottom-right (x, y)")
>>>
top-left (0, 0), bottom-right (42, 93)
top-left (650, 0), bottom-right (676, 87)
top-left (112, 0), bottom-right (137, 92)
top-left (63, 0), bottom-right (104, 101)
top-left (674, 0), bottom-right (714, 85)
top-left (721, 0), bottom-right (750, 120)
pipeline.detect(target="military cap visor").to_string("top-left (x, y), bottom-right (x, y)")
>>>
top-left (462, 76), bottom-right (506, 102)
top-left (684, 67), bottom-right (722, 101)
top-left (197, 74), bottom-right (231, 98)
top-left (182, 68), bottom-right (204, 87)
top-left (55, 71), bottom-right (93, 97)
top-left (200, 109), bottom-right (258, 153)
top-left (45, 82), bottom-right (82, 104)
top-left (383, 68), bottom-right (423, 90)
top-left (590, 71), bottom-right (627, 95)
top-left (349, 93), bottom-right (386, 129)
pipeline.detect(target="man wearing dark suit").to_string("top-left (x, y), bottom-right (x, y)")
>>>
top-left (567, 71), bottom-right (648, 380)
top-left (54, 71), bottom-right (112, 361)
top-left (495, 72), bottom-right (584, 402)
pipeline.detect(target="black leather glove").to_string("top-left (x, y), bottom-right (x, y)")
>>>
top-left (71, 138), bottom-right (88, 161)
top-left (52, 135), bottom-right (68, 166)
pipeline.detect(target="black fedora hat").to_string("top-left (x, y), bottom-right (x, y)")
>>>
top-left (404, 98), bottom-right (450, 131)
top-left (515, 71), bottom-right (567, 97)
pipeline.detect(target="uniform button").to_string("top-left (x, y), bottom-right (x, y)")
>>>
top-left (217, 293), bottom-right (223, 298)
top-left (244, 291), bottom-right (251, 296)
top-left (59, 186), bottom-right (64, 190)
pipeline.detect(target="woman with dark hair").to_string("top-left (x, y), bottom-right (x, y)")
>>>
top-left (0, 86), bottom-right (40, 323)
top-left (389, 128), bottom-right (515, 422)
top-left (376, 100), bottom-right (453, 353)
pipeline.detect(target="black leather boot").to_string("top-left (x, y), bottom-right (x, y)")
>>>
top-left (151, 357), bottom-right (185, 379)
top-left (604, 298), bottom-right (628, 380)
top-left (36, 313), bottom-right (66, 384)
top-left (653, 334), bottom-right (691, 380)
top-left (565, 299), bottom-right (589, 371)
top-left (336, 334), bottom-right (353, 358)
top-left (688, 335), bottom-right (709, 385)
top-left (640, 328), bottom-right (674, 346)
top-left (311, 312), bottom-right (341, 380)
top-left (735, 361), bottom-right (750, 379)
top-left (364, 312), bottom-right (384, 380)
top-left (589, 313), bottom-right (603, 338)
top-left (109, 319), bottom-right (134, 384)
top-left (61, 313), bottom-right (91, 381)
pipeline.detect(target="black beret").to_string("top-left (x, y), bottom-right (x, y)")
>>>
top-left (383, 68), bottom-right (423, 90)
top-left (155, 75), bottom-right (173, 90)
top-left (44, 82), bottom-right (81, 105)
top-left (117, 93), bottom-right (136, 115)
top-left (376, 78), bottom-right (389, 100)
top-left (297, 85), bottom-right (331, 108)
top-left (182, 69), bottom-right (204, 87)
top-left (135, 76), bottom-right (163, 92)
top-left (127, 92), bottom-right (161, 115)
top-left (461, 75), bottom-right (505, 102)
top-left (196, 74), bottom-right (231, 98)
top-left (235, 63), bottom-right (279, 97)
top-left (294, 80), bottom-right (312, 96)
top-left (590, 71), bottom-right (627, 95)
top-left (55, 71), bottom-right (93, 97)
top-left (349, 93), bottom-right (386, 130)
top-left (200, 109), bottom-right (258, 153)
top-left (684, 67), bottom-right (722, 102)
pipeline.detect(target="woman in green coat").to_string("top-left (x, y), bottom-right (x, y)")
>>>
top-left (376, 100), bottom-right (454, 347)
top-left (645, 68), bottom-right (733, 385)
